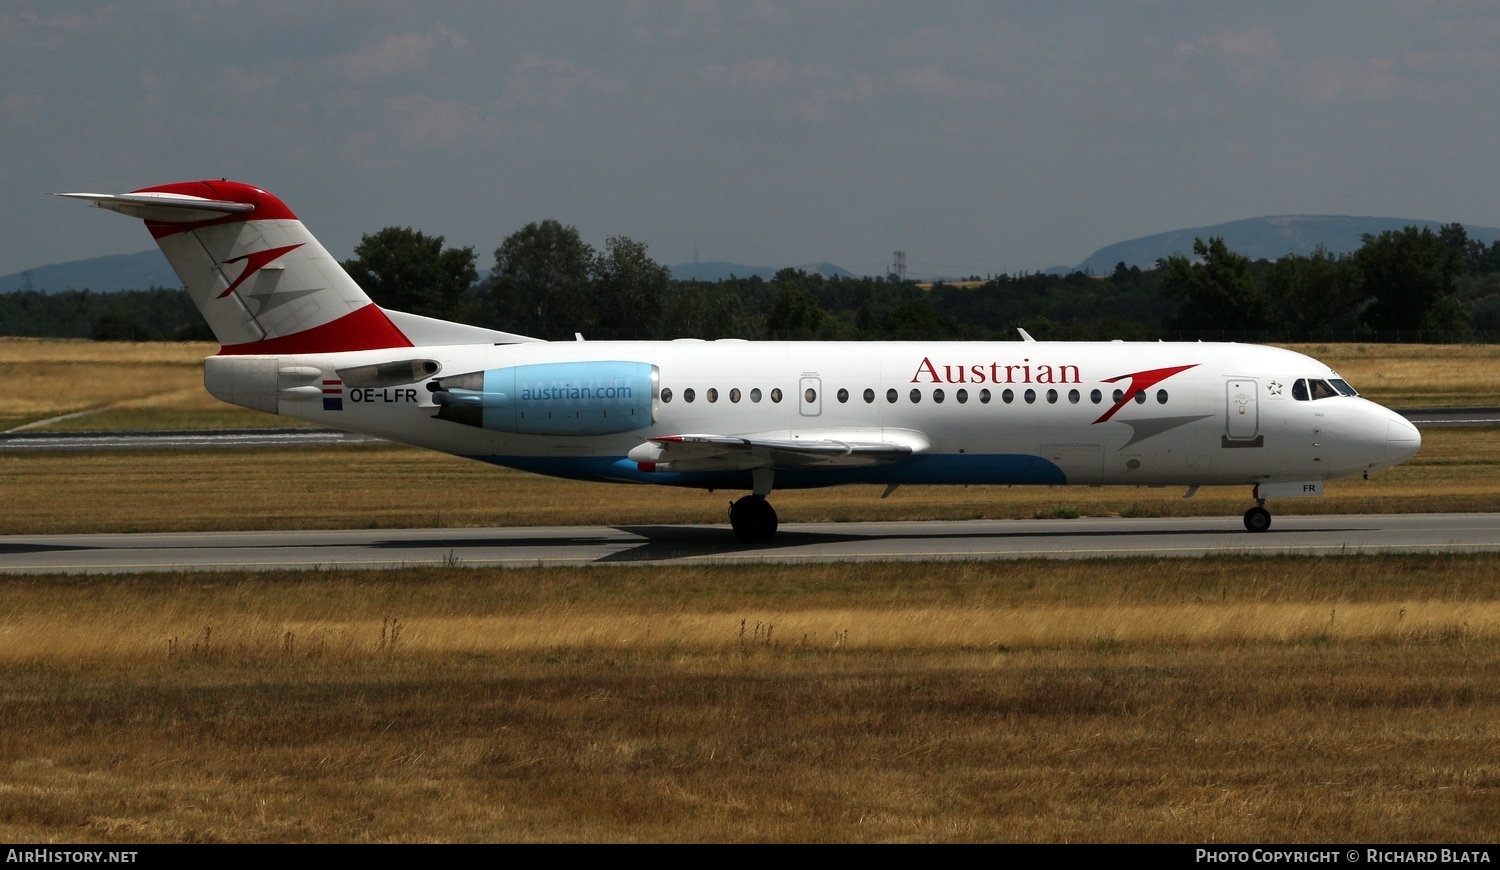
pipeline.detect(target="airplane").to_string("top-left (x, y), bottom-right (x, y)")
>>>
top-left (59, 180), bottom-right (1422, 543)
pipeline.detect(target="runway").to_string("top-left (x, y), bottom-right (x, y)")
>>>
top-left (0, 427), bottom-right (381, 451)
top-left (1, 513), bottom-right (1497, 573)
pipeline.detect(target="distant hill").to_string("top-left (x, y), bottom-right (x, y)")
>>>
top-left (0, 249), bottom-right (177, 293)
top-left (1076, 216), bottom-right (1500, 275)
top-left (668, 261), bottom-right (856, 282)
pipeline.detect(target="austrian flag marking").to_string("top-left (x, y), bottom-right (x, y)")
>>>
top-left (323, 379), bottom-right (343, 411)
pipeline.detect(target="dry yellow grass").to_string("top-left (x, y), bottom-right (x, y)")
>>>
top-left (1281, 342), bottom-right (1500, 406)
top-left (2, 556), bottom-right (1497, 842)
top-left (0, 338), bottom-right (277, 431)
top-left (4, 601), bottom-right (1493, 663)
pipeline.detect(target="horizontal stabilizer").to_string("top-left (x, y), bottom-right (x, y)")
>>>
top-left (56, 191), bottom-right (255, 223)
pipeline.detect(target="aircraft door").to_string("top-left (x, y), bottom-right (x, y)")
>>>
top-left (1225, 379), bottom-right (1262, 445)
top-left (800, 376), bottom-right (822, 417)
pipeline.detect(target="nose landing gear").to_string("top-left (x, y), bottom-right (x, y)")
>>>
top-left (1243, 499), bottom-right (1271, 532)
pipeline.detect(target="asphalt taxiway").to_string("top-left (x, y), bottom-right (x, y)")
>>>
top-left (1, 513), bottom-right (1497, 574)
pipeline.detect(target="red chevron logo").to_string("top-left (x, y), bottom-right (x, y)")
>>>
top-left (217, 243), bottom-right (304, 299)
top-left (1092, 363), bottom-right (1199, 424)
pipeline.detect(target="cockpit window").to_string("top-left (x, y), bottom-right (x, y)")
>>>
top-left (1329, 378), bottom-right (1358, 397)
top-left (1310, 379), bottom-right (1339, 400)
top-left (1294, 378), bottom-right (1344, 401)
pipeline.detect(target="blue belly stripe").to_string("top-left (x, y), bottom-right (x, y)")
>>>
top-left (469, 453), bottom-right (1068, 490)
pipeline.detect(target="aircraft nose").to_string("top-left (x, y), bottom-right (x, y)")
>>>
top-left (1386, 411), bottom-right (1422, 465)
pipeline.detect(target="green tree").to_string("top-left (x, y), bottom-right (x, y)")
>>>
top-left (588, 235), bottom-right (670, 339)
top-left (1356, 226), bottom-right (1464, 336)
top-left (657, 281), bottom-right (759, 339)
top-left (1263, 246), bottom-right (1365, 339)
top-left (342, 227), bottom-right (477, 320)
top-left (1163, 237), bottom-right (1268, 333)
top-left (766, 286), bottom-right (833, 339)
top-left (488, 220), bottom-right (594, 338)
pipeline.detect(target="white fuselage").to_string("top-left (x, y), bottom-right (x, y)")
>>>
top-left (206, 338), bottom-right (1421, 493)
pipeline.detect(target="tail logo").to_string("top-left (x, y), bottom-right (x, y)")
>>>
top-left (218, 243), bottom-right (305, 299)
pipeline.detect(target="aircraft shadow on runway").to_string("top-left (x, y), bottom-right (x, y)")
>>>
top-left (0, 542), bottom-right (93, 555)
top-left (0, 521), bottom-right (1377, 571)
top-left (593, 524), bottom-right (1373, 562)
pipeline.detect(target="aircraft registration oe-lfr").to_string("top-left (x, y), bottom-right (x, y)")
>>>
top-left (60, 180), bottom-right (1423, 543)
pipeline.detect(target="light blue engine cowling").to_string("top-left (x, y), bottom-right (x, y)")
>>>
top-left (429, 360), bottom-right (658, 436)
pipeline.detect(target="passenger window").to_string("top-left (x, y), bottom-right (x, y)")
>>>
top-left (837, 388), bottom-right (848, 403)
top-left (1068, 389), bottom-right (1079, 404)
top-left (730, 388), bottom-right (741, 403)
top-left (1024, 388), bottom-right (1036, 404)
top-left (684, 388), bottom-right (696, 403)
top-left (909, 388), bottom-right (922, 403)
top-left (1002, 388), bottom-right (1014, 404)
top-left (750, 388), bottom-right (762, 403)
top-left (887, 388), bottom-right (898, 403)
top-left (864, 388), bottom-right (875, 403)
top-left (933, 388), bottom-right (945, 404)
top-left (1133, 390), bottom-right (1146, 404)
top-left (1156, 389), bottom-right (1168, 404)
top-left (661, 388), bottom-right (673, 403)
top-left (1113, 389), bottom-right (1124, 404)
top-left (707, 388), bottom-right (718, 403)
top-left (1091, 389), bottom-right (1102, 404)
top-left (804, 388), bottom-right (817, 403)
top-left (980, 389), bottom-right (991, 404)
top-left (1046, 389), bottom-right (1057, 404)
top-left (956, 388), bottom-right (968, 404)
top-left (771, 388), bottom-right (783, 403)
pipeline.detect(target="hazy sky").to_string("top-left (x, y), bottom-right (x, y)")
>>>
top-left (7, 1), bottom-right (1500, 281)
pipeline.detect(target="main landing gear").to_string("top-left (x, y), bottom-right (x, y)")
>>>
top-left (729, 494), bottom-right (779, 544)
top-left (729, 468), bottom-right (778, 544)
top-left (1243, 499), bottom-right (1271, 533)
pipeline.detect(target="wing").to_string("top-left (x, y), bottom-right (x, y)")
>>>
top-left (626, 428), bottom-right (929, 472)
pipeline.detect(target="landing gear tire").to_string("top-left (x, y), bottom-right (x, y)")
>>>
top-left (729, 495), bottom-right (779, 544)
top-left (1243, 506), bottom-right (1272, 533)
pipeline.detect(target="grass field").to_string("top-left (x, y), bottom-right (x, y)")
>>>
top-left (0, 339), bottom-right (277, 431)
top-left (2, 555), bottom-right (1498, 843)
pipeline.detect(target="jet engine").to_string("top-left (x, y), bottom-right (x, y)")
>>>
top-left (428, 360), bottom-right (657, 436)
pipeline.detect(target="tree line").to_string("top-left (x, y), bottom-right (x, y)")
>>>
top-left (6, 221), bottom-right (1500, 343)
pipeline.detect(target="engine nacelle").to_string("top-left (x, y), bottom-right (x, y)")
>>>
top-left (429, 360), bottom-right (657, 436)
